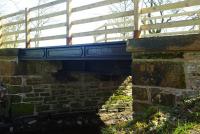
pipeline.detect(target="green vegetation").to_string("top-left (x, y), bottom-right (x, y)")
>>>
top-left (102, 77), bottom-right (132, 112)
top-left (101, 95), bottom-right (200, 134)
top-left (174, 123), bottom-right (200, 134)
top-left (104, 95), bottom-right (132, 108)
top-left (12, 104), bottom-right (34, 117)
top-left (133, 52), bottom-right (184, 59)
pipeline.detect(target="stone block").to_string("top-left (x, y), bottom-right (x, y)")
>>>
top-left (7, 86), bottom-right (33, 94)
top-left (2, 76), bottom-right (22, 85)
top-left (65, 90), bottom-right (75, 95)
top-left (12, 103), bottom-right (34, 117)
top-left (23, 97), bottom-right (44, 103)
top-left (160, 93), bottom-right (176, 106)
top-left (24, 61), bottom-right (62, 75)
top-left (0, 61), bottom-right (17, 75)
top-left (70, 102), bottom-right (82, 108)
top-left (52, 89), bottom-right (66, 96)
top-left (184, 57), bottom-right (200, 90)
top-left (132, 52), bottom-right (184, 59)
top-left (150, 88), bottom-right (162, 104)
top-left (133, 102), bottom-right (151, 113)
top-left (0, 49), bottom-right (18, 57)
top-left (44, 96), bottom-right (56, 103)
top-left (21, 86), bottom-right (33, 93)
top-left (26, 76), bottom-right (44, 85)
top-left (132, 61), bottom-right (186, 88)
top-left (133, 87), bottom-right (148, 101)
top-left (96, 91), bottom-right (113, 97)
top-left (85, 101), bottom-right (98, 107)
top-left (33, 88), bottom-right (46, 93)
top-left (11, 95), bottom-right (22, 103)
top-left (6, 86), bottom-right (21, 94)
top-left (25, 93), bottom-right (39, 97)
top-left (33, 84), bottom-right (50, 89)
top-left (57, 96), bottom-right (68, 101)
top-left (127, 34), bottom-right (200, 52)
top-left (36, 104), bottom-right (50, 112)
top-left (40, 92), bottom-right (50, 97)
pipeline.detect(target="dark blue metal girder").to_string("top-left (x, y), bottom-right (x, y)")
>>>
top-left (19, 41), bottom-right (131, 61)
top-left (18, 41), bottom-right (132, 75)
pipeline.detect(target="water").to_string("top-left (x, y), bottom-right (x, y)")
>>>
top-left (0, 112), bottom-right (104, 134)
top-left (14, 126), bottom-right (102, 134)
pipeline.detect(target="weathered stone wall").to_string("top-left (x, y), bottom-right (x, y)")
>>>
top-left (127, 34), bottom-right (200, 113)
top-left (131, 53), bottom-right (200, 112)
top-left (0, 53), bottom-right (132, 118)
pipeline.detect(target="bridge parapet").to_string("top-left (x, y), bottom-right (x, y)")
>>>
top-left (127, 34), bottom-right (200, 112)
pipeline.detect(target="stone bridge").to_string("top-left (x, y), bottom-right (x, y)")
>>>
top-left (0, 0), bottom-right (200, 132)
top-left (0, 34), bottom-right (199, 118)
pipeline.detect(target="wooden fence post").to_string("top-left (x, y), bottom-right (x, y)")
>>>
top-left (25, 8), bottom-right (30, 48)
top-left (134, 0), bottom-right (141, 39)
top-left (67, 0), bottom-right (72, 45)
top-left (94, 36), bottom-right (97, 43)
top-left (143, 16), bottom-right (147, 36)
top-left (198, 13), bottom-right (200, 31)
top-left (0, 19), bottom-right (2, 47)
top-left (105, 25), bottom-right (107, 42)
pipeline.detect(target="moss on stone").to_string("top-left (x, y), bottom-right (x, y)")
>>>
top-left (23, 97), bottom-right (43, 102)
top-left (0, 49), bottom-right (19, 56)
top-left (6, 86), bottom-right (22, 94)
top-left (132, 52), bottom-right (184, 59)
top-left (132, 61), bottom-right (186, 89)
top-left (11, 103), bottom-right (34, 117)
top-left (99, 76), bottom-right (132, 113)
top-left (11, 95), bottom-right (22, 103)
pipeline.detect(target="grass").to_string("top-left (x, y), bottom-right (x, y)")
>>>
top-left (101, 95), bottom-right (200, 134)
top-left (174, 123), bottom-right (198, 134)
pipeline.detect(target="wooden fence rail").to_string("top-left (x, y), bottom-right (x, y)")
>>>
top-left (0, 0), bottom-right (200, 48)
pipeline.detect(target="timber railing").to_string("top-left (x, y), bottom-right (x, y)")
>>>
top-left (140, 0), bottom-right (200, 38)
top-left (0, 0), bottom-right (200, 48)
top-left (0, 0), bottom-right (68, 48)
top-left (93, 21), bottom-right (134, 43)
